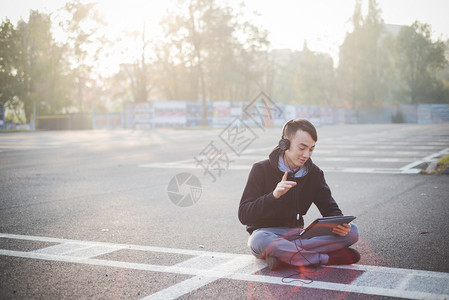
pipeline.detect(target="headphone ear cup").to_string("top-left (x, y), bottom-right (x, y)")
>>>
top-left (278, 138), bottom-right (290, 151)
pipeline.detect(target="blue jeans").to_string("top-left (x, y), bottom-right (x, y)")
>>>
top-left (248, 224), bottom-right (359, 266)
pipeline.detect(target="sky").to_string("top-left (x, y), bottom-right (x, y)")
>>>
top-left (245, 0), bottom-right (449, 51)
top-left (1, 0), bottom-right (448, 69)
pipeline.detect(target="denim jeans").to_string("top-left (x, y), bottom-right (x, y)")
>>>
top-left (248, 224), bottom-right (359, 266)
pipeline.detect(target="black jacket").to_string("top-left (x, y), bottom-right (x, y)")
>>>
top-left (238, 146), bottom-right (342, 234)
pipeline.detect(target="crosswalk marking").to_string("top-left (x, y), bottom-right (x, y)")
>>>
top-left (1, 233), bottom-right (448, 300)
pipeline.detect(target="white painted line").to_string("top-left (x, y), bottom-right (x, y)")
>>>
top-left (139, 162), bottom-right (207, 169)
top-left (396, 273), bottom-right (414, 290)
top-left (33, 243), bottom-right (121, 259)
top-left (238, 155), bottom-right (413, 163)
top-left (139, 161), bottom-right (423, 174)
top-left (62, 245), bottom-right (122, 258)
top-left (349, 271), bottom-right (379, 287)
top-left (227, 273), bottom-right (446, 300)
top-left (141, 276), bottom-right (219, 300)
top-left (353, 141), bottom-right (449, 146)
top-left (322, 167), bottom-right (422, 174)
top-left (2, 247), bottom-right (448, 300)
top-left (1, 233), bottom-right (449, 300)
top-left (144, 255), bottom-right (258, 300)
top-left (33, 243), bottom-right (93, 255)
top-left (0, 233), bottom-right (241, 258)
top-left (331, 264), bottom-right (449, 279)
top-left (169, 255), bottom-right (230, 270)
top-left (400, 147), bottom-right (449, 172)
top-left (411, 146), bottom-right (442, 150)
top-left (139, 158), bottom-right (194, 168)
top-left (241, 147), bottom-right (273, 154)
top-left (0, 249), bottom-right (169, 273)
top-left (318, 145), bottom-right (439, 150)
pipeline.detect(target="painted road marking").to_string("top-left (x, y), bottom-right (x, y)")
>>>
top-left (33, 242), bottom-right (122, 258)
top-left (142, 255), bottom-right (261, 300)
top-left (400, 147), bottom-right (449, 172)
top-left (1, 233), bottom-right (448, 300)
top-left (229, 155), bottom-right (414, 163)
top-left (139, 161), bottom-right (422, 174)
top-left (139, 146), bottom-right (449, 174)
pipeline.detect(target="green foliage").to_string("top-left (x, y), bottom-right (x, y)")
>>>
top-left (0, 1), bottom-right (105, 123)
top-left (0, 12), bottom-right (62, 122)
top-left (154, 0), bottom-right (270, 123)
top-left (394, 21), bottom-right (448, 104)
top-left (58, 0), bottom-right (107, 112)
top-left (1, 0), bottom-right (449, 123)
top-left (435, 154), bottom-right (449, 174)
top-left (294, 44), bottom-right (335, 105)
top-left (438, 154), bottom-right (449, 165)
top-left (16, 10), bottom-right (69, 118)
top-left (337, 0), bottom-right (390, 109)
top-left (336, 0), bottom-right (449, 108)
top-left (0, 19), bottom-right (19, 110)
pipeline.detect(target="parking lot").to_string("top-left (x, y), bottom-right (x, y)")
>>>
top-left (1, 123), bottom-right (449, 299)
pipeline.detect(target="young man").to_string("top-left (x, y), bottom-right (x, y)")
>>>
top-left (238, 119), bottom-right (359, 269)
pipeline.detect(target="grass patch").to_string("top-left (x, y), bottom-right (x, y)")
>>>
top-left (435, 154), bottom-right (449, 174)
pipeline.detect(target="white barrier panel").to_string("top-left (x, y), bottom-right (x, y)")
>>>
top-left (91, 101), bottom-right (449, 130)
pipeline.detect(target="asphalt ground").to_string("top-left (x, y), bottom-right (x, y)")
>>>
top-left (0, 123), bottom-right (449, 299)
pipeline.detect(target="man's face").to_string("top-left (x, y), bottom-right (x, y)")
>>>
top-left (284, 130), bottom-right (316, 169)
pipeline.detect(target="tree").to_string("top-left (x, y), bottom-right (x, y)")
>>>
top-left (436, 43), bottom-right (449, 103)
top-left (0, 19), bottom-right (21, 120)
top-left (0, 1), bottom-right (106, 123)
top-left (156, 0), bottom-right (271, 123)
top-left (233, 15), bottom-right (271, 101)
top-left (14, 10), bottom-right (67, 121)
top-left (120, 24), bottom-right (153, 103)
top-left (270, 49), bottom-right (300, 104)
top-left (57, 0), bottom-right (107, 113)
top-left (337, 0), bottom-right (389, 108)
top-left (159, 0), bottom-right (235, 124)
top-left (294, 43), bottom-right (335, 105)
top-left (394, 21), bottom-right (448, 104)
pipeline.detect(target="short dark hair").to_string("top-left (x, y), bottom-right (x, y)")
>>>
top-left (285, 119), bottom-right (318, 142)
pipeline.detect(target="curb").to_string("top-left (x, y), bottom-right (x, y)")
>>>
top-left (425, 161), bottom-right (438, 173)
top-left (422, 160), bottom-right (449, 175)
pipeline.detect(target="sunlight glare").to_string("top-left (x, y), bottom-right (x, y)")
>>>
top-left (240, 0), bottom-right (355, 64)
top-left (93, 0), bottom-right (177, 75)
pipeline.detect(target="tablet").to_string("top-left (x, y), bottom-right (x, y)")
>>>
top-left (300, 216), bottom-right (356, 239)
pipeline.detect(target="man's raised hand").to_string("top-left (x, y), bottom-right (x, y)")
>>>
top-left (273, 171), bottom-right (297, 199)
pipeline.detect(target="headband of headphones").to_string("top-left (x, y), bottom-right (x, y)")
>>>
top-left (281, 120), bottom-right (293, 139)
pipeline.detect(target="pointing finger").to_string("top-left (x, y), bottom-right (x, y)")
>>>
top-left (282, 171), bottom-right (288, 182)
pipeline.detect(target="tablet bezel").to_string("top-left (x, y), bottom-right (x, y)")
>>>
top-left (300, 215), bottom-right (356, 239)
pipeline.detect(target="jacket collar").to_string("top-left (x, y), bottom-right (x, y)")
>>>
top-left (268, 146), bottom-right (312, 177)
